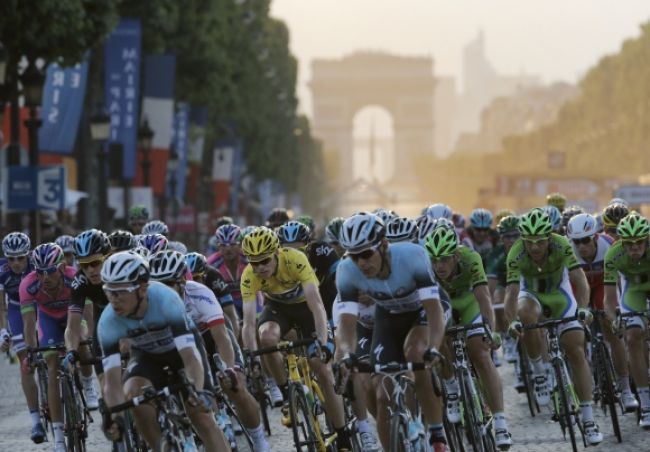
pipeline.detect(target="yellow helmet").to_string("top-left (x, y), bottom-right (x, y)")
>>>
top-left (546, 192), bottom-right (567, 211)
top-left (495, 209), bottom-right (516, 224)
top-left (241, 226), bottom-right (279, 261)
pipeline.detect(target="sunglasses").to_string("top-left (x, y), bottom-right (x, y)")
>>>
top-left (36, 266), bottom-right (60, 275)
top-left (218, 242), bottom-right (240, 247)
top-left (572, 237), bottom-right (593, 246)
top-left (7, 256), bottom-right (27, 262)
top-left (522, 236), bottom-right (549, 245)
top-left (80, 258), bottom-right (104, 269)
top-left (103, 284), bottom-right (140, 296)
top-left (250, 256), bottom-right (273, 267)
top-left (622, 238), bottom-right (647, 247)
top-left (431, 254), bottom-right (454, 264)
top-left (348, 245), bottom-right (379, 262)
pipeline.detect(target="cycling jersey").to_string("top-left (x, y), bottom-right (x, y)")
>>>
top-left (461, 227), bottom-right (498, 263)
top-left (336, 242), bottom-right (440, 314)
top-left (19, 266), bottom-right (79, 318)
top-left (604, 240), bottom-right (650, 316)
top-left (0, 259), bottom-right (33, 352)
top-left (570, 234), bottom-right (613, 310)
top-left (98, 282), bottom-right (196, 371)
top-left (485, 244), bottom-right (507, 287)
top-left (241, 247), bottom-right (319, 305)
top-left (203, 266), bottom-right (234, 308)
top-left (332, 293), bottom-right (376, 330)
top-left (70, 270), bottom-right (110, 312)
top-left (182, 280), bottom-right (225, 332)
top-left (209, 251), bottom-right (247, 312)
top-left (306, 241), bottom-right (339, 319)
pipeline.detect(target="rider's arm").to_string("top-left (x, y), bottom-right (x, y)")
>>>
top-left (178, 344), bottom-right (205, 390)
top-left (568, 267), bottom-right (590, 309)
top-left (503, 283), bottom-right (519, 325)
top-left (240, 265), bottom-right (260, 351)
top-left (102, 363), bottom-right (125, 409)
top-left (209, 323), bottom-right (236, 368)
top-left (504, 242), bottom-right (522, 324)
top-left (222, 304), bottom-right (240, 340)
top-left (474, 284), bottom-right (495, 331)
top-left (82, 299), bottom-right (94, 337)
top-left (304, 282), bottom-right (328, 344)
top-left (422, 296), bottom-right (446, 350)
top-left (19, 281), bottom-right (37, 349)
top-left (333, 297), bottom-right (359, 360)
top-left (0, 289), bottom-right (6, 330)
top-left (64, 311), bottom-right (83, 352)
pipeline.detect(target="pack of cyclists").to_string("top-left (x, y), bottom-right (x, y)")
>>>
top-left (0, 193), bottom-right (649, 452)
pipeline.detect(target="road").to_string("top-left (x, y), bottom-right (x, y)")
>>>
top-left (0, 354), bottom-right (648, 451)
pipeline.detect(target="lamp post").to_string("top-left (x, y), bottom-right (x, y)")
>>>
top-left (138, 118), bottom-right (154, 187)
top-left (21, 60), bottom-right (45, 242)
top-left (90, 104), bottom-right (111, 227)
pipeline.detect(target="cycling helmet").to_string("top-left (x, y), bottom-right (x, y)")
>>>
top-left (74, 229), bottom-right (110, 258)
top-left (469, 208), bottom-right (493, 229)
top-left (566, 214), bottom-right (598, 240)
top-left (542, 205), bottom-right (562, 232)
top-left (594, 214), bottom-right (604, 233)
top-left (497, 216), bottom-right (520, 235)
top-left (416, 215), bottom-right (437, 244)
top-left (185, 252), bottom-right (208, 275)
top-left (602, 203), bottom-right (629, 229)
top-left (434, 218), bottom-right (455, 231)
top-left (139, 233), bottom-right (169, 254)
top-left (142, 220), bottom-right (169, 236)
top-left (101, 251), bottom-right (149, 284)
top-left (617, 214), bottom-right (650, 240)
top-left (239, 225), bottom-right (257, 239)
top-left (149, 250), bottom-right (187, 282)
top-left (215, 216), bottom-right (234, 228)
top-left (241, 227), bottom-right (280, 261)
top-left (373, 208), bottom-right (398, 225)
top-left (325, 217), bottom-right (345, 244)
top-left (546, 192), bottom-right (567, 211)
top-left (55, 235), bottom-right (75, 253)
top-left (425, 203), bottom-right (453, 220)
top-left (32, 243), bottom-right (64, 270)
top-left (266, 208), bottom-right (290, 228)
top-left (495, 209), bottom-right (516, 224)
top-left (608, 197), bottom-right (629, 208)
top-left (128, 205), bottom-right (149, 223)
top-left (386, 217), bottom-right (418, 243)
top-left (452, 212), bottom-right (465, 229)
top-left (131, 245), bottom-right (151, 259)
top-left (277, 220), bottom-right (311, 244)
top-left (2, 232), bottom-right (31, 257)
top-left (424, 227), bottom-right (458, 258)
top-left (167, 241), bottom-right (188, 254)
top-left (518, 208), bottom-right (553, 236)
top-left (215, 224), bottom-right (242, 245)
top-left (295, 214), bottom-right (316, 232)
top-left (108, 230), bottom-right (136, 252)
top-left (339, 212), bottom-right (385, 254)
top-left (561, 205), bottom-right (585, 229)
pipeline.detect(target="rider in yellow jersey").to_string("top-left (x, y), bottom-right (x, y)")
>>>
top-left (240, 227), bottom-right (352, 450)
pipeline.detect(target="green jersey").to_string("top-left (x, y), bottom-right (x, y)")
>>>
top-left (604, 241), bottom-right (650, 286)
top-left (506, 233), bottom-right (580, 293)
top-left (486, 244), bottom-right (507, 287)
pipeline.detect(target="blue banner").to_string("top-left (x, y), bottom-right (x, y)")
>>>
top-left (6, 166), bottom-right (66, 211)
top-left (105, 19), bottom-right (142, 180)
top-left (170, 102), bottom-right (189, 199)
top-left (38, 61), bottom-right (89, 153)
top-left (229, 139), bottom-right (244, 215)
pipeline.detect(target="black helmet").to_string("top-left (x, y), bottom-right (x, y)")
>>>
top-left (74, 229), bottom-right (110, 259)
top-left (108, 230), bottom-right (136, 252)
top-left (266, 208), bottom-right (290, 228)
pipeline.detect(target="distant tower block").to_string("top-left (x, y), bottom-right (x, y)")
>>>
top-left (309, 52), bottom-right (436, 188)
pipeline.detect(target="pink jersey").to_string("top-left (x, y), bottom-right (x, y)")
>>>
top-left (19, 266), bottom-right (79, 319)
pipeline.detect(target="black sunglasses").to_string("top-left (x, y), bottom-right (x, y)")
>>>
top-left (7, 256), bottom-right (26, 262)
top-left (250, 257), bottom-right (273, 267)
top-left (349, 246), bottom-right (378, 262)
top-left (572, 237), bottom-right (593, 246)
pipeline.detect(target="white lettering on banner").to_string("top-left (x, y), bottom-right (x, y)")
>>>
top-left (70, 72), bottom-right (81, 88)
top-left (47, 108), bottom-right (59, 123)
top-left (52, 71), bottom-right (65, 87)
top-left (36, 167), bottom-right (64, 210)
top-left (52, 89), bottom-right (60, 104)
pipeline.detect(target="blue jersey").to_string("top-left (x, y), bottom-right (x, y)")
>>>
top-left (336, 242), bottom-right (440, 314)
top-left (0, 259), bottom-right (33, 305)
top-left (98, 282), bottom-right (196, 367)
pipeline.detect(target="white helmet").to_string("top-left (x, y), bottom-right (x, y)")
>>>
top-left (142, 220), bottom-right (169, 236)
top-left (167, 241), bottom-right (188, 255)
top-left (416, 215), bottom-right (437, 244)
top-left (426, 203), bottom-right (453, 220)
top-left (149, 250), bottom-right (187, 282)
top-left (608, 197), bottom-right (629, 208)
top-left (131, 245), bottom-right (151, 259)
top-left (340, 212), bottom-right (385, 253)
top-left (566, 213), bottom-right (598, 240)
top-left (101, 251), bottom-right (149, 284)
top-left (386, 217), bottom-right (418, 243)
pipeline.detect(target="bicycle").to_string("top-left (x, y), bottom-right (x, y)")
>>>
top-left (522, 316), bottom-right (586, 452)
top-left (515, 339), bottom-right (540, 417)
top-left (444, 323), bottom-right (497, 452)
top-left (243, 350), bottom-right (272, 436)
top-left (589, 310), bottom-right (623, 442)
top-left (250, 337), bottom-right (337, 452)
top-left (27, 346), bottom-right (53, 440)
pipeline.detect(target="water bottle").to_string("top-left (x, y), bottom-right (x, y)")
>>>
top-left (302, 384), bottom-right (315, 413)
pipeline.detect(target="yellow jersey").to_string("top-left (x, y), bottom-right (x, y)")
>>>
top-left (240, 247), bottom-right (319, 304)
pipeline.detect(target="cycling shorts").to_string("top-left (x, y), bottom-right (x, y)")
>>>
top-left (37, 311), bottom-right (67, 355)
top-left (7, 302), bottom-right (26, 353)
top-left (258, 300), bottom-right (316, 339)
top-left (618, 276), bottom-right (650, 330)
top-left (369, 305), bottom-right (428, 366)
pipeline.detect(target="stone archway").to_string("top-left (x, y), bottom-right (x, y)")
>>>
top-left (309, 51), bottom-right (436, 215)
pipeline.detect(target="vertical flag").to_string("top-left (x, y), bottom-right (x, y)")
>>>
top-left (211, 140), bottom-right (236, 213)
top-left (104, 19), bottom-right (141, 179)
top-left (229, 139), bottom-right (244, 215)
top-left (171, 102), bottom-right (189, 199)
top-left (39, 60), bottom-right (89, 153)
top-left (137, 54), bottom-right (176, 195)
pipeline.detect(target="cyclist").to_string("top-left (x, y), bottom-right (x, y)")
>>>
top-left (142, 219), bottom-right (169, 237)
top-left (64, 229), bottom-right (113, 399)
top-left (504, 208), bottom-right (603, 445)
top-left (150, 250), bottom-right (270, 452)
top-left (139, 233), bottom-right (169, 254)
top-left (335, 212), bottom-right (448, 451)
top-left (324, 217), bottom-right (345, 258)
top-left (602, 203), bottom-right (629, 240)
top-left (20, 243), bottom-right (83, 452)
top-left (425, 203), bottom-right (453, 220)
top-left (546, 192), bottom-right (567, 213)
top-left (494, 209), bottom-right (516, 225)
top-left (265, 207), bottom-right (290, 229)
top-left (603, 213), bottom-right (650, 428)
top-left (0, 232), bottom-right (44, 443)
top-left (98, 251), bottom-right (229, 450)
top-left (239, 227), bottom-right (353, 450)
top-left (425, 227), bottom-right (512, 449)
top-left (561, 205), bottom-right (585, 232)
top-left (108, 229), bottom-right (137, 253)
top-left (127, 205), bottom-right (150, 234)
top-left (372, 207), bottom-right (398, 225)
top-left (386, 216), bottom-right (419, 243)
top-left (295, 213), bottom-right (316, 233)
top-left (55, 235), bottom-right (76, 266)
top-left (543, 205), bottom-right (563, 234)
top-left (462, 208), bottom-right (498, 264)
top-left (208, 224), bottom-right (247, 323)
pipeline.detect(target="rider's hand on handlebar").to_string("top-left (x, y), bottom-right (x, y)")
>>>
top-left (489, 331), bottom-right (502, 350)
top-left (577, 307), bottom-right (593, 325)
top-left (423, 347), bottom-right (442, 364)
top-left (507, 320), bottom-right (523, 338)
top-left (102, 414), bottom-right (125, 442)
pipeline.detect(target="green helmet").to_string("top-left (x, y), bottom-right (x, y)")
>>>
top-left (518, 208), bottom-right (552, 236)
top-left (424, 227), bottom-right (458, 258)
top-left (295, 214), bottom-right (315, 232)
top-left (617, 214), bottom-right (650, 240)
top-left (325, 217), bottom-right (344, 244)
top-left (128, 205), bottom-right (149, 222)
top-left (497, 215), bottom-right (520, 234)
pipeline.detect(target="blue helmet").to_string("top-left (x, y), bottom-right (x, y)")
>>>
top-left (2, 232), bottom-right (31, 257)
top-left (185, 252), bottom-right (208, 275)
top-left (139, 233), bottom-right (169, 254)
top-left (426, 203), bottom-right (453, 220)
top-left (542, 205), bottom-right (562, 232)
top-left (215, 224), bottom-right (242, 245)
top-left (55, 235), bottom-right (75, 253)
top-left (74, 229), bottom-right (110, 258)
top-left (469, 208), bottom-right (493, 229)
top-left (32, 243), bottom-right (64, 270)
top-left (277, 220), bottom-right (311, 244)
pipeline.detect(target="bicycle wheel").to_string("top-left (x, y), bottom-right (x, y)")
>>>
top-left (443, 409), bottom-right (466, 452)
top-left (459, 370), bottom-right (484, 452)
top-left (36, 363), bottom-right (52, 436)
top-left (288, 383), bottom-right (318, 452)
top-left (552, 359), bottom-right (578, 452)
top-left (596, 342), bottom-right (622, 442)
top-left (223, 399), bottom-right (254, 451)
top-left (517, 342), bottom-right (539, 417)
top-left (61, 375), bottom-right (85, 452)
top-left (389, 414), bottom-right (411, 452)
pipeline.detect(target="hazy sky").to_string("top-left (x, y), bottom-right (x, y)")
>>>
top-left (271, 0), bottom-right (650, 117)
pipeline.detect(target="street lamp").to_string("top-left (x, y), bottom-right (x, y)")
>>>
top-left (138, 117), bottom-right (154, 186)
top-left (90, 104), bottom-right (111, 227)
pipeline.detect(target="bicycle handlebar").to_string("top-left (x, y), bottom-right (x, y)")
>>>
top-left (246, 337), bottom-right (316, 357)
top-left (522, 315), bottom-right (579, 331)
top-left (351, 361), bottom-right (430, 373)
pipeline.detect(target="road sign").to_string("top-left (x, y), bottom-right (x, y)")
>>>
top-left (6, 166), bottom-right (66, 211)
top-left (614, 185), bottom-right (650, 205)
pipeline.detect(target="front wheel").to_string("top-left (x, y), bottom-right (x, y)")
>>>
top-left (61, 375), bottom-right (85, 452)
top-left (288, 383), bottom-right (318, 452)
top-left (553, 360), bottom-right (578, 452)
top-left (389, 414), bottom-right (411, 452)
